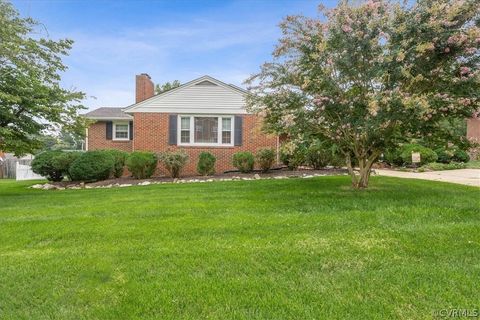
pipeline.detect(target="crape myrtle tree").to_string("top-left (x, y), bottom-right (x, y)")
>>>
top-left (0, 0), bottom-right (87, 156)
top-left (246, 0), bottom-right (480, 188)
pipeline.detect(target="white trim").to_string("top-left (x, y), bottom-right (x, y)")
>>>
top-left (85, 127), bottom-right (89, 151)
top-left (113, 121), bottom-right (130, 141)
top-left (177, 114), bottom-right (234, 147)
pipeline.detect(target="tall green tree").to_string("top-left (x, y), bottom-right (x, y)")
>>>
top-left (155, 80), bottom-right (181, 94)
top-left (0, 0), bottom-right (87, 156)
top-left (246, 0), bottom-right (479, 188)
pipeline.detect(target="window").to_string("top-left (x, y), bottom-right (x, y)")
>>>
top-left (178, 115), bottom-right (233, 146)
top-left (222, 118), bottom-right (232, 144)
top-left (114, 122), bottom-right (129, 140)
top-left (195, 117), bottom-right (218, 143)
top-left (180, 117), bottom-right (190, 143)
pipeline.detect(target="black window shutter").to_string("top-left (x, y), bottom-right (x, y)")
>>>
top-left (168, 114), bottom-right (177, 145)
top-left (129, 121), bottom-right (133, 140)
top-left (234, 116), bottom-right (243, 146)
top-left (106, 121), bottom-right (113, 140)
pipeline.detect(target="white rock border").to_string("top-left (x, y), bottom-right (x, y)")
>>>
top-left (29, 172), bottom-right (348, 191)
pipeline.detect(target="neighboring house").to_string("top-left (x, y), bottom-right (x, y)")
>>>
top-left (85, 74), bottom-right (278, 175)
top-left (467, 117), bottom-right (480, 143)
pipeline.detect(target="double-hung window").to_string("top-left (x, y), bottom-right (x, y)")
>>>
top-left (178, 115), bottom-right (233, 146)
top-left (113, 122), bottom-right (129, 140)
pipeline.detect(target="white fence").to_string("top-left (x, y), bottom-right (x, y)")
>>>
top-left (15, 162), bottom-right (45, 181)
top-left (0, 154), bottom-right (45, 180)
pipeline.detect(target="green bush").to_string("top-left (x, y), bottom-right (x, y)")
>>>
top-left (420, 162), bottom-right (467, 171)
top-left (70, 151), bottom-right (115, 182)
top-left (400, 144), bottom-right (438, 165)
top-left (280, 146), bottom-right (306, 170)
top-left (50, 151), bottom-right (82, 180)
top-left (31, 151), bottom-right (65, 182)
top-left (384, 148), bottom-right (404, 166)
top-left (126, 151), bottom-right (158, 179)
top-left (158, 150), bottom-right (188, 178)
top-left (104, 149), bottom-right (128, 178)
top-left (197, 152), bottom-right (216, 176)
top-left (452, 149), bottom-right (470, 163)
top-left (305, 141), bottom-right (339, 169)
top-left (435, 148), bottom-right (454, 164)
top-left (256, 148), bottom-right (275, 172)
top-left (232, 152), bottom-right (255, 173)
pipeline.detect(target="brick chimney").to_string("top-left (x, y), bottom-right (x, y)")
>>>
top-left (135, 73), bottom-right (154, 103)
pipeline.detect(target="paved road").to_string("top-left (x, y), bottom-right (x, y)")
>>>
top-left (375, 169), bottom-right (480, 187)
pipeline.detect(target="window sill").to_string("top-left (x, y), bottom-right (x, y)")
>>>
top-left (178, 144), bottom-right (235, 149)
top-left (112, 139), bottom-right (131, 142)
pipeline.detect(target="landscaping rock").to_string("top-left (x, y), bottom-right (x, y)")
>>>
top-left (119, 184), bottom-right (132, 187)
top-left (31, 184), bottom-right (44, 189)
top-left (139, 181), bottom-right (151, 186)
top-left (254, 174), bottom-right (261, 180)
top-left (42, 183), bottom-right (56, 190)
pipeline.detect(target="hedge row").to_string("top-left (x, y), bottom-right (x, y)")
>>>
top-left (32, 150), bottom-right (129, 182)
top-left (384, 143), bottom-right (470, 166)
top-left (31, 148), bottom-right (280, 182)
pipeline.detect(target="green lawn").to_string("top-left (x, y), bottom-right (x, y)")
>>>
top-left (0, 177), bottom-right (479, 319)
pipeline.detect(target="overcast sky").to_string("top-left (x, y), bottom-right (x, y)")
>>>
top-left (11, 0), bottom-right (335, 110)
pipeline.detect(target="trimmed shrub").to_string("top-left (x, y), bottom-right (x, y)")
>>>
top-left (70, 151), bottom-right (115, 182)
top-left (31, 151), bottom-right (65, 182)
top-left (104, 149), bottom-right (128, 178)
top-left (400, 144), bottom-right (438, 165)
top-left (126, 151), bottom-right (158, 179)
top-left (384, 148), bottom-right (403, 166)
top-left (50, 151), bottom-right (82, 180)
top-left (197, 152), bottom-right (216, 176)
top-left (158, 150), bottom-right (188, 178)
top-left (256, 148), bottom-right (275, 172)
top-left (232, 152), bottom-right (255, 173)
top-left (435, 148), bottom-right (454, 164)
top-left (305, 141), bottom-right (336, 169)
top-left (452, 149), bottom-right (470, 163)
top-left (280, 146), bottom-right (306, 170)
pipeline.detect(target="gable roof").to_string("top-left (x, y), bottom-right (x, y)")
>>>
top-left (84, 107), bottom-right (133, 120)
top-left (123, 75), bottom-right (248, 114)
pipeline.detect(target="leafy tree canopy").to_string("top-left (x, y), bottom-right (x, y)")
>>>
top-left (0, 0), bottom-right (87, 156)
top-left (246, 0), bottom-right (479, 188)
top-left (155, 80), bottom-right (181, 94)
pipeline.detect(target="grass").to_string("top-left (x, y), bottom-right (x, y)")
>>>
top-left (0, 176), bottom-right (479, 319)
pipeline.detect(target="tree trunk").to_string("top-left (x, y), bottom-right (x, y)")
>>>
top-left (346, 153), bottom-right (378, 189)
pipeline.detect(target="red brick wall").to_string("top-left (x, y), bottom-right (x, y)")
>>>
top-left (87, 121), bottom-right (132, 152)
top-left (467, 118), bottom-right (480, 142)
top-left (136, 74), bottom-right (154, 103)
top-left (133, 113), bottom-right (278, 176)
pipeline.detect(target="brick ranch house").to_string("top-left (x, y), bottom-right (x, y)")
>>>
top-left (85, 74), bottom-right (279, 175)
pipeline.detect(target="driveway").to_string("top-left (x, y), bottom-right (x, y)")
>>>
top-left (375, 169), bottom-right (480, 187)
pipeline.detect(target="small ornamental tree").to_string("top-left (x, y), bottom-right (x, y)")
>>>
top-left (246, 0), bottom-right (479, 188)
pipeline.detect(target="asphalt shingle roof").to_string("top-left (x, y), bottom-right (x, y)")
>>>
top-left (84, 107), bottom-right (132, 119)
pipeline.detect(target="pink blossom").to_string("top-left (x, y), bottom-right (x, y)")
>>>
top-left (444, 47), bottom-right (450, 53)
top-left (341, 24), bottom-right (352, 33)
top-left (460, 66), bottom-right (471, 75)
top-left (465, 47), bottom-right (476, 54)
